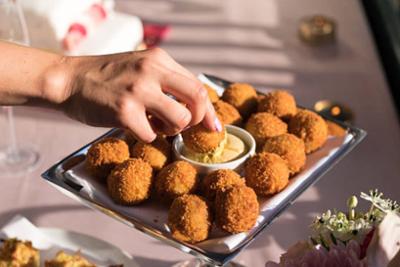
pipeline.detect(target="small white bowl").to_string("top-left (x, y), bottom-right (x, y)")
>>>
top-left (172, 125), bottom-right (256, 174)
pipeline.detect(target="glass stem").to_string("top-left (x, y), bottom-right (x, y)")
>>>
top-left (6, 107), bottom-right (19, 160)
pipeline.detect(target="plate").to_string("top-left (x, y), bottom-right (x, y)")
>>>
top-left (42, 74), bottom-right (366, 266)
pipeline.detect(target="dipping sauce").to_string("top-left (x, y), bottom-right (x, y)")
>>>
top-left (182, 133), bottom-right (247, 164)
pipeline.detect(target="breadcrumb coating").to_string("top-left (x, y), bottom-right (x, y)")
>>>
top-left (0, 238), bottom-right (39, 267)
top-left (257, 90), bottom-right (297, 120)
top-left (288, 110), bottom-right (328, 154)
top-left (86, 138), bottom-right (130, 180)
top-left (245, 112), bottom-right (288, 146)
top-left (182, 123), bottom-right (226, 153)
top-left (201, 169), bottom-right (245, 202)
top-left (213, 100), bottom-right (242, 126)
top-left (215, 185), bottom-right (259, 234)
top-left (326, 120), bottom-right (346, 137)
top-left (244, 152), bottom-right (289, 196)
top-left (222, 83), bottom-right (258, 118)
top-left (131, 136), bottom-right (171, 171)
top-left (107, 158), bottom-right (153, 205)
top-left (155, 161), bottom-right (198, 203)
top-left (262, 133), bottom-right (306, 175)
top-left (204, 84), bottom-right (219, 103)
top-left (168, 194), bottom-right (212, 243)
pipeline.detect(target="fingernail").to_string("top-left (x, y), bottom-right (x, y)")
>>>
top-left (214, 117), bottom-right (222, 132)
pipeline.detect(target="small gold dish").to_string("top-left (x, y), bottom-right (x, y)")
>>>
top-left (299, 15), bottom-right (336, 45)
top-left (314, 100), bottom-right (354, 123)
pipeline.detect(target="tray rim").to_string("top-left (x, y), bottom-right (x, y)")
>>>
top-left (41, 75), bottom-right (367, 266)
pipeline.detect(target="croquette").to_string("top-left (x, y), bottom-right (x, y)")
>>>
top-left (45, 251), bottom-right (95, 267)
top-left (131, 136), bottom-right (171, 171)
top-left (168, 194), bottom-right (212, 243)
top-left (204, 84), bottom-right (219, 103)
top-left (154, 161), bottom-right (198, 203)
top-left (215, 185), bottom-right (259, 234)
top-left (258, 90), bottom-right (297, 120)
top-left (262, 133), bottom-right (306, 175)
top-left (181, 123), bottom-right (226, 154)
top-left (326, 120), bottom-right (346, 137)
top-left (244, 152), bottom-right (289, 196)
top-left (107, 158), bottom-right (153, 205)
top-left (0, 239), bottom-right (39, 267)
top-left (86, 138), bottom-right (130, 180)
top-left (222, 83), bottom-right (258, 118)
top-left (213, 100), bottom-right (242, 126)
top-left (288, 110), bottom-right (328, 153)
top-left (201, 169), bottom-right (245, 202)
top-left (245, 112), bottom-right (287, 146)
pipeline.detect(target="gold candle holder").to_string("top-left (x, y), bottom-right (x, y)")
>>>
top-left (299, 15), bottom-right (336, 45)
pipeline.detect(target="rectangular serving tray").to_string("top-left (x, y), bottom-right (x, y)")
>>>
top-left (42, 74), bottom-right (366, 266)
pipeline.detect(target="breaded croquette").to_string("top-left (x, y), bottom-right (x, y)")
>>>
top-left (326, 120), bottom-right (346, 137)
top-left (222, 83), bottom-right (258, 118)
top-left (181, 123), bottom-right (226, 154)
top-left (215, 185), bottom-right (259, 233)
top-left (86, 138), bottom-right (130, 180)
top-left (204, 84), bottom-right (219, 103)
top-left (131, 136), bottom-right (171, 171)
top-left (0, 238), bottom-right (39, 267)
top-left (154, 161), bottom-right (198, 203)
top-left (288, 110), bottom-right (328, 153)
top-left (244, 152), bottom-right (289, 196)
top-left (201, 169), bottom-right (245, 202)
top-left (45, 251), bottom-right (95, 267)
top-left (245, 112), bottom-right (287, 146)
top-left (213, 100), bottom-right (242, 126)
top-left (258, 90), bottom-right (297, 120)
top-left (262, 133), bottom-right (306, 175)
top-left (168, 194), bottom-right (212, 243)
top-left (107, 158), bottom-right (153, 205)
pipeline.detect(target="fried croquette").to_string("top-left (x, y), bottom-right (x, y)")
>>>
top-left (86, 138), bottom-right (130, 180)
top-left (181, 123), bottom-right (226, 154)
top-left (213, 100), bottom-right (242, 126)
top-left (258, 90), bottom-right (297, 120)
top-left (245, 112), bottom-right (287, 146)
top-left (0, 239), bottom-right (39, 267)
top-left (262, 133), bottom-right (306, 175)
top-left (204, 84), bottom-right (219, 103)
top-left (215, 185), bottom-right (259, 234)
top-left (222, 83), bottom-right (258, 118)
top-left (201, 169), bottom-right (245, 202)
top-left (131, 136), bottom-right (171, 171)
top-left (45, 251), bottom-right (95, 267)
top-left (107, 158), bottom-right (153, 205)
top-left (326, 120), bottom-right (346, 137)
top-left (168, 194), bottom-right (212, 243)
top-left (244, 152), bottom-right (289, 196)
top-left (288, 110), bottom-right (328, 153)
top-left (154, 161), bottom-right (198, 203)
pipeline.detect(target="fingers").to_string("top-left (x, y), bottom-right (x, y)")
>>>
top-left (146, 93), bottom-right (192, 135)
top-left (203, 99), bottom-right (223, 132)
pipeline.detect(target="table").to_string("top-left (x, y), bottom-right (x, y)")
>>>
top-left (1, 0), bottom-right (400, 266)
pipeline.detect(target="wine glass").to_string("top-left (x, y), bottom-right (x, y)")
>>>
top-left (0, 0), bottom-right (39, 177)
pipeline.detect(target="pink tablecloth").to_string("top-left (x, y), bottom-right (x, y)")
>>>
top-left (1, 0), bottom-right (399, 266)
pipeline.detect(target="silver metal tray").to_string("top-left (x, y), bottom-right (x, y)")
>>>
top-left (42, 74), bottom-right (366, 266)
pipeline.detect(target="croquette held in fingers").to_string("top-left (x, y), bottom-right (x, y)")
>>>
top-left (107, 158), bottom-right (153, 205)
top-left (204, 84), bottom-right (219, 103)
top-left (245, 112), bottom-right (287, 146)
top-left (258, 90), bottom-right (297, 120)
top-left (168, 194), bottom-right (212, 243)
top-left (86, 138), bottom-right (130, 180)
top-left (245, 152), bottom-right (289, 196)
top-left (201, 169), bottom-right (245, 202)
top-left (262, 133), bottom-right (306, 175)
top-left (288, 110), bottom-right (328, 154)
top-left (215, 185), bottom-right (259, 234)
top-left (154, 161), bottom-right (198, 203)
top-left (222, 83), bottom-right (258, 118)
top-left (213, 100), bottom-right (242, 126)
top-left (131, 136), bottom-right (171, 171)
top-left (181, 123), bottom-right (226, 154)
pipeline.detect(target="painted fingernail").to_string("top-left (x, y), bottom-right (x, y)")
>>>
top-left (214, 117), bottom-right (222, 132)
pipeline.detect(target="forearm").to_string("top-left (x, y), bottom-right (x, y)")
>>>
top-left (0, 41), bottom-right (72, 106)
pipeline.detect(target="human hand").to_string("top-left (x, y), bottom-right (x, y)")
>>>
top-left (60, 48), bottom-right (221, 142)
